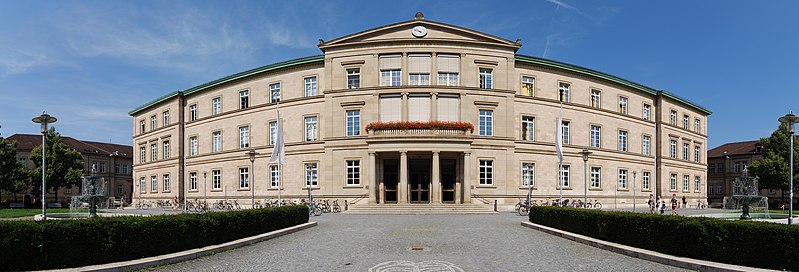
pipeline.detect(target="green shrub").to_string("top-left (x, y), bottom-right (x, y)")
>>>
top-left (0, 205), bottom-right (309, 270)
top-left (528, 206), bottom-right (799, 271)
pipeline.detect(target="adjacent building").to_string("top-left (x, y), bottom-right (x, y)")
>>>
top-left (5, 134), bottom-right (134, 204)
top-left (129, 13), bottom-right (710, 208)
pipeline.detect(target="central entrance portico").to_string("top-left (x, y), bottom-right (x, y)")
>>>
top-left (371, 150), bottom-right (469, 204)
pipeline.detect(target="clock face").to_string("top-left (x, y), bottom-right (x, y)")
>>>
top-left (412, 26), bottom-right (427, 38)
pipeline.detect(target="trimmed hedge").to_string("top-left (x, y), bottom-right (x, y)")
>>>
top-left (529, 206), bottom-right (799, 271)
top-left (0, 205), bottom-right (308, 270)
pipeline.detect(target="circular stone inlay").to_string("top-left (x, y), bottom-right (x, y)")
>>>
top-left (369, 260), bottom-right (464, 272)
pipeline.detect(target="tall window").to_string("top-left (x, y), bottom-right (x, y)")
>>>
top-left (437, 94), bottom-right (460, 122)
top-left (212, 97), bottom-right (221, 115)
top-left (212, 131), bottom-right (222, 152)
top-left (380, 54), bottom-right (401, 86)
top-left (190, 172), bottom-right (197, 190)
top-left (643, 104), bottom-right (651, 121)
top-left (305, 77), bottom-right (317, 96)
top-left (151, 115), bottom-right (157, 130)
top-left (683, 142), bottom-right (689, 160)
top-left (151, 176), bottom-right (157, 192)
top-left (694, 145), bottom-right (701, 162)
top-left (682, 115), bottom-right (689, 130)
top-left (618, 169), bottom-right (628, 189)
top-left (139, 177), bottom-right (145, 193)
top-left (590, 167), bottom-right (601, 188)
top-left (408, 94), bottom-right (431, 121)
top-left (521, 76), bottom-right (535, 96)
top-left (643, 135), bottom-right (651, 156)
top-left (270, 165), bottom-right (280, 188)
top-left (716, 184), bottom-right (722, 195)
top-left (670, 174), bottom-right (677, 191)
top-left (479, 160), bottom-right (493, 185)
top-left (590, 125), bottom-right (601, 148)
top-left (139, 146), bottom-right (146, 163)
top-left (269, 121), bottom-right (277, 145)
top-left (346, 110), bottom-right (360, 136)
top-left (269, 83), bottom-right (281, 103)
top-left (305, 116), bottom-right (318, 141)
top-left (150, 144), bottom-right (157, 161)
top-left (347, 68), bottom-right (360, 89)
top-left (380, 70), bottom-right (402, 86)
top-left (670, 110), bottom-right (677, 126)
top-left (521, 116), bottom-right (534, 141)
top-left (346, 160), bottom-right (360, 185)
top-left (521, 162), bottom-right (534, 187)
top-left (115, 163), bottom-right (120, 174)
top-left (408, 54), bottom-right (431, 85)
top-left (163, 141), bottom-right (170, 159)
top-left (558, 82), bottom-right (570, 102)
top-left (479, 110), bottom-right (493, 136)
top-left (695, 118), bottom-right (701, 133)
top-left (643, 171), bottom-right (651, 190)
top-left (239, 167), bottom-right (249, 189)
top-left (619, 96), bottom-right (628, 114)
top-left (437, 54), bottom-right (459, 86)
top-left (139, 120), bottom-right (145, 134)
top-left (683, 175), bottom-right (690, 192)
top-left (305, 162), bottom-right (318, 186)
top-left (669, 140), bottom-right (677, 158)
top-left (559, 165), bottom-right (570, 188)
top-left (618, 130), bottom-right (628, 152)
top-left (240, 90), bottom-right (249, 109)
top-left (189, 104), bottom-right (197, 121)
top-left (163, 111), bottom-right (170, 126)
top-left (212, 170), bottom-right (221, 189)
top-left (479, 68), bottom-right (493, 89)
top-left (561, 121), bottom-right (570, 145)
top-left (695, 176), bottom-right (701, 192)
top-left (163, 174), bottom-right (170, 192)
top-left (239, 126), bottom-right (249, 148)
top-left (590, 89), bottom-right (601, 108)
top-left (189, 136), bottom-right (198, 156)
top-left (97, 162), bottom-right (106, 173)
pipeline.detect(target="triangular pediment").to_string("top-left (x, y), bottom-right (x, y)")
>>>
top-left (319, 16), bottom-right (520, 51)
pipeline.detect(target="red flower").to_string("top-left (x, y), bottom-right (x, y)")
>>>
top-left (365, 121), bottom-right (474, 133)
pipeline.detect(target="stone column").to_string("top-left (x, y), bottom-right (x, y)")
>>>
top-left (463, 152), bottom-right (472, 204)
top-left (368, 152), bottom-right (376, 204)
top-left (399, 151), bottom-right (408, 204)
top-left (432, 151), bottom-right (441, 204)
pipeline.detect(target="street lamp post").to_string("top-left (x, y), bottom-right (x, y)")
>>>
top-left (203, 171), bottom-right (207, 207)
top-left (247, 150), bottom-right (258, 209)
top-left (778, 112), bottom-right (798, 225)
top-left (633, 171), bottom-right (637, 212)
top-left (580, 149), bottom-right (592, 207)
top-left (32, 112), bottom-right (57, 220)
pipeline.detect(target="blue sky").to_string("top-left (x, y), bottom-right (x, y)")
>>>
top-left (0, 0), bottom-right (797, 148)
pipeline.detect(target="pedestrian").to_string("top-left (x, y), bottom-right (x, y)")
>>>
top-left (659, 200), bottom-right (666, 214)
top-left (671, 194), bottom-right (679, 215)
top-left (647, 194), bottom-right (655, 213)
top-left (118, 196), bottom-right (125, 210)
top-left (655, 195), bottom-right (662, 214)
top-left (682, 195), bottom-right (687, 208)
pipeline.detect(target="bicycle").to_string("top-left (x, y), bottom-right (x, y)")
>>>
top-left (134, 200), bottom-right (150, 210)
top-left (307, 200), bottom-right (322, 216)
top-left (332, 200), bottom-right (342, 213)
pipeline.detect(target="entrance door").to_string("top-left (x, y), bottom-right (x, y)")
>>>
top-left (441, 159), bottom-right (456, 203)
top-left (383, 159), bottom-right (398, 203)
top-left (409, 159), bottom-right (430, 203)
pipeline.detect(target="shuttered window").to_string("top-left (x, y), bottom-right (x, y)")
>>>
top-left (437, 95), bottom-right (459, 121)
top-left (380, 94), bottom-right (402, 122)
top-left (408, 94), bottom-right (431, 122)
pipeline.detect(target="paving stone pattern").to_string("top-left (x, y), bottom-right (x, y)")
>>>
top-left (152, 212), bottom-right (685, 271)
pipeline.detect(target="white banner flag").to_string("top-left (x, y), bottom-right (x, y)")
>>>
top-left (555, 104), bottom-right (564, 163)
top-left (269, 107), bottom-right (286, 164)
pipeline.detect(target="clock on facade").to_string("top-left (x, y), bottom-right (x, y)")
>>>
top-left (412, 26), bottom-right (427, 38)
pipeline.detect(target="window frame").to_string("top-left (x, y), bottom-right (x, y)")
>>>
top-left (618, 96), bottom-right (628, 114)
top-left (189, 172), bottom-right (197, 191)
top-left (189, 136), bottom-right (198, 156)
top-left (521, 76), bottom-right (535, 96)
top-left (239, 126), bottom-right (250, 149)
top-left (270, 165), bottom-right (281, 188)
top-left (305, 76), bottom-right (318, 97)
top-left (590, 125), bottom-right (601, 148)
top-left (212, 131), bottom-right (222, 153)
top-left (559, 164), bottom-right (570, 188)
top-left (618, 130), bottom-right (628, 152)
top-left (304, 115), bottom-right (319, 142)
top-left (590, 89), bottom-right (601, 108)
top-left (521, 162), bottom-right (535, 187)
top-left (558, 82), bottom-right (570, 102)
top-left (212, 97), bottom-right (221, 116)
top-left (239, 90), bottom-right (249, 109)
top-left (346, 110), bottom-right (361, 137)
top-left (479, 159), bottom-right (494, 185)
top-left (479, 109), bottom-right (494, 136)
top-left (643, 135), bottom-right (651, 156)
top-left (163, 111), bottom-right (170, 126)
top-left (590, 166), bottom-right (601, 188)
top-left (683, 175), bottom-right (690, 192)
top-left (305, 162), bottom-right (319, 187)
top-left (346, 68), bottom-right (361, 89)
top-left (642, 171), bottom-right (651, 190)
top-left (212, 170), bottom-right (221, 190)
top-left (239, 167), bottom-right (249, 189)
top-left (151, 175), bottom-right (157, 193)
top-left (269, 82), bottom-right (281, 103)
top-left (478, 68), bottom-right (493, 89)
top-left (618, 169), bottom-right (628, 190)
top-left (521, 115), bottom-right (534, 141)
top-left (346, 160), bottom-right (361, 185)
top-left (163, 174), bottom-right (171, 192)
top-left (643, 103), bottom-right (651, 121)
top-left (162, 141), bottom-right (170, 159)
top-left (189, 104), bottom-right (197, 121)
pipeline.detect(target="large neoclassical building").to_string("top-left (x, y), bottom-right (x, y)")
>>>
top-left (130, 13), bottom-right (710, 208)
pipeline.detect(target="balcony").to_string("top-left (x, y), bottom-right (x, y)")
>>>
top-left (369, 128), bottom-right (469, 136)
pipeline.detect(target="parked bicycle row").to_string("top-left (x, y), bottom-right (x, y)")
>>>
top-left (515, 198), bottom-right (602, 216)
top-left (132, 198), bottom-right (343, 215)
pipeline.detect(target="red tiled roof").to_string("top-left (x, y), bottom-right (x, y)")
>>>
top-left (707, 140), bottom-right (760, 158)
top-left (7, 134), bottom-right (132, 158)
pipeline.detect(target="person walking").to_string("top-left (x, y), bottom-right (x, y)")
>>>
top-left (648, 194), bottom-right (655, 213)
top-left (671, 194), bottom-right (679, 215)
top-left (655, 195), bottom-right (662, 214)
top-left (682, 195), bottom-right (687, 208)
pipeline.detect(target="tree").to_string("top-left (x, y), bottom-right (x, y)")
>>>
top-left (29, 128), bottom-right (84, 203)
top-left (749, 123), bottom-right (799, 203)
top-left (0, 137), bottom-right (30, 203)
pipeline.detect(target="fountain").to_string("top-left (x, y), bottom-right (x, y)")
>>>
top-left (722, 166), bottom-right (768, 220)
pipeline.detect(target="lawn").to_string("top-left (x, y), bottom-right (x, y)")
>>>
top-left (0, 208), bottom-right (75, 218)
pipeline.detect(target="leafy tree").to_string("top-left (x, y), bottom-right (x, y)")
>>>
top-left (0, 137), bottom-right (30, 203)
top-left (29, 128), bottom-right (84, 203)
top-left (749, 123), bottom-right (799, 202)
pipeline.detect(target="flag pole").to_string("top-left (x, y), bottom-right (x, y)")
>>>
top-left (277, 100), bottom-right (282, 207)
top-left (557, 90), bottom-right (564, 206)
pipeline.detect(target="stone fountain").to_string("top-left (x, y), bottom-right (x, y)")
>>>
top-left (68, 165), bottom-right (111, 218)
top-left (722, 167), bottom-right (768, 220)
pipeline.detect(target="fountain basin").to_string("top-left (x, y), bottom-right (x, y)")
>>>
top-left (34, 212), bottom-right (145, 221)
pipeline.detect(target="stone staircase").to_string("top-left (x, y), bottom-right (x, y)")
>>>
top-left (344, 203), bottom-right (497, 215)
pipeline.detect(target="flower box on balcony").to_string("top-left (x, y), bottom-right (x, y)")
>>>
top-left (365, 121), bottom-right (474, 133)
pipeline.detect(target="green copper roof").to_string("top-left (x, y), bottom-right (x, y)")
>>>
top-left (514, 54), bottom-right (711, 115)
top-left (128, 55), bottom-right (324, 116)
